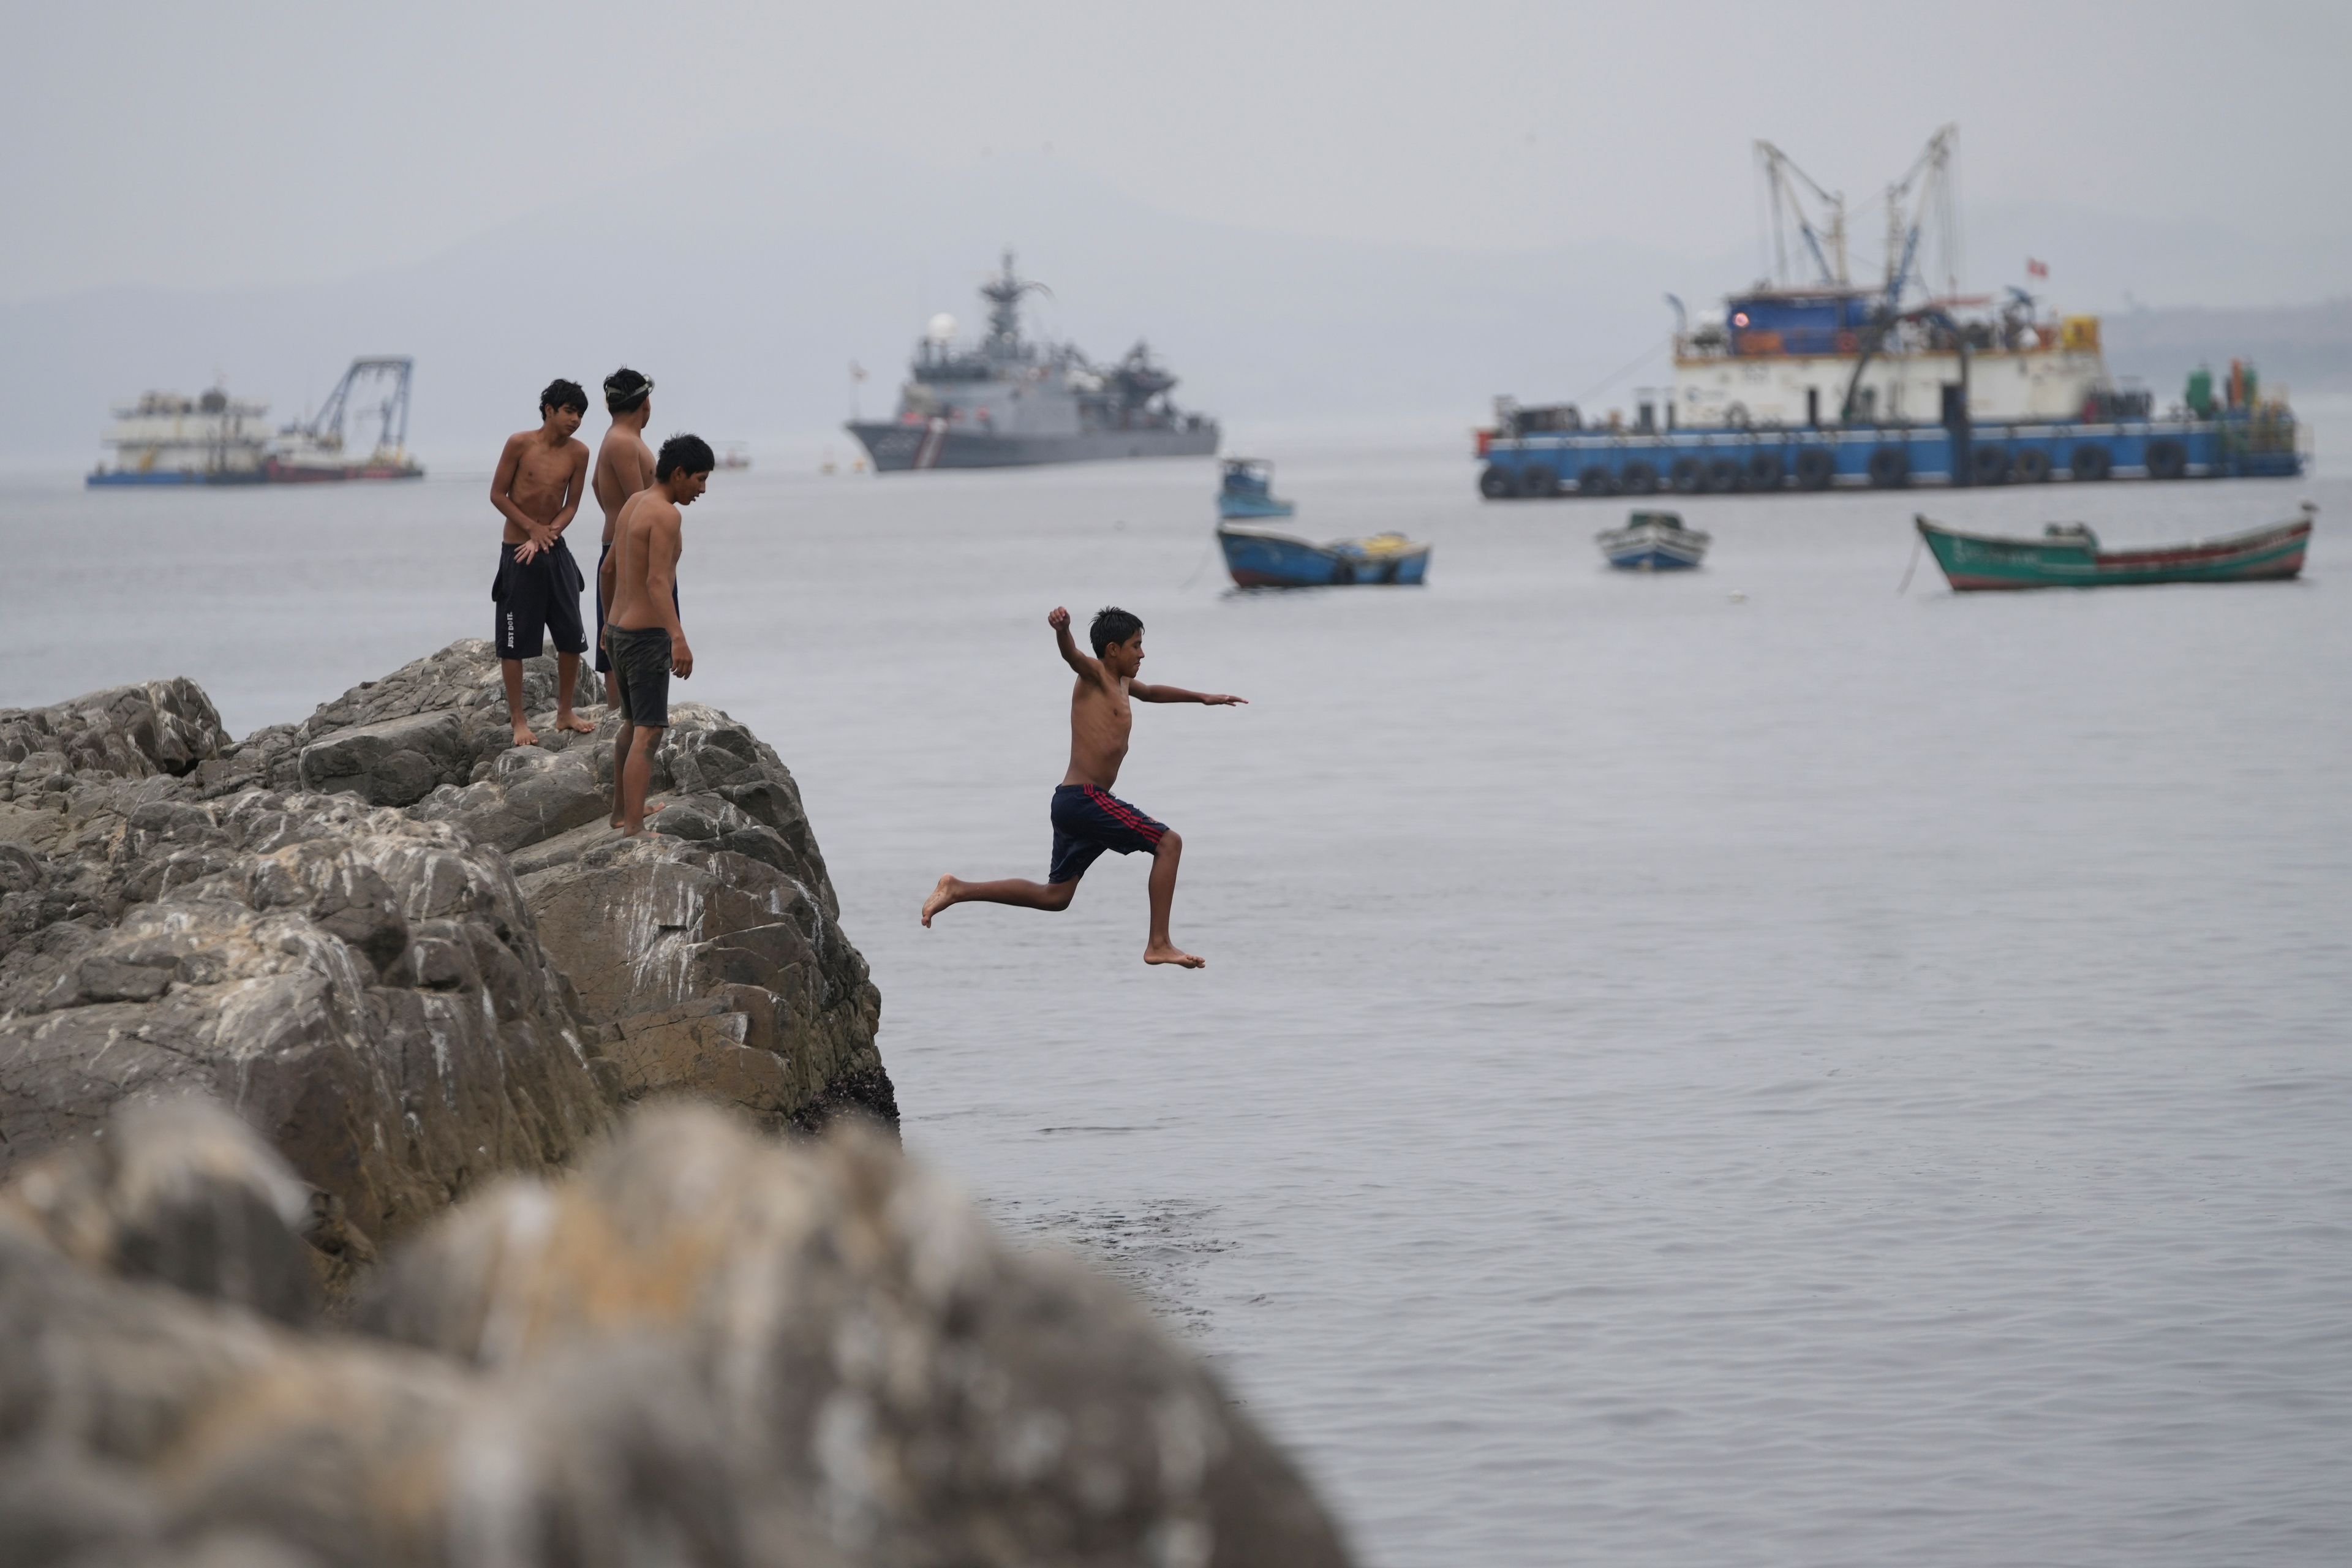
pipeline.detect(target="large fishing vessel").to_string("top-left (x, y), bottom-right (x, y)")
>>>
top-left (87, 387), bottom-right (273, 486)
top-left (1477, 127), bottom-right (2304, 498)
top-left (847, 252), bottom-right (1218, 471)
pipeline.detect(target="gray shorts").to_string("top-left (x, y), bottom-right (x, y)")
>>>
top-left (605, 624), bottom-right (673, 728)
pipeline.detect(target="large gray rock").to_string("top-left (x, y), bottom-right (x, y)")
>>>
top-left (0, 678), bottom-right (227, 788)
top-left (0, 785), bottom-right (614, 1266)
top-left (297, 710), bottom-right (469, 807)
top-left (0, 639), bottom-right (892, 1274)
top-left (0, 1098), bottom-right (318, 1326)
top-left (0, 1099), bottom-right (1356, 1567)
top-left (513, 812), bottom-right (887, 1134)
top-left (208, 641), bottom-right (603, 802)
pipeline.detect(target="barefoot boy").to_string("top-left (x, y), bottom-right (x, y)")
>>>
top-left (590, 368), bottom-right (655, 676)
top-left (603, 434), bottom-right (714, 835)
top-left (921, 606), bottom-right (1245, 968)
top-left (490, 379), bottom-right (594, 746)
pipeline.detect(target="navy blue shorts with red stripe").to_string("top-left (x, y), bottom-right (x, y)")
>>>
top-left (1047, 783), bottom-right (1168, 884)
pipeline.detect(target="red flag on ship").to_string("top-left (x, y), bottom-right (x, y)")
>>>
top-left (2026, 258), bottom-right (2049, 279)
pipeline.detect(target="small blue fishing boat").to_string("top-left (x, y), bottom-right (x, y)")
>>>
top-left (1218, 521), bottom-right (1431, 588)
top-left (1217, 458), bottom-right (1295, 519)
top-left (1596, 510), bottom-right (1711, 571)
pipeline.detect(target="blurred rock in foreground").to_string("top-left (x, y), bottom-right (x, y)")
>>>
top-left (0, 643), bottom-right (892, 1281)
top-left (0, 1098), bottom-right (1353, 1568)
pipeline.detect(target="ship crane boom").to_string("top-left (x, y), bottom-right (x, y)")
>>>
top-left (1754, 140), bottom-right (1848, 288)
top-left (303, 356), bottom-right (415, 456)
top-left (1879, 124), bottom-right (1959, 312)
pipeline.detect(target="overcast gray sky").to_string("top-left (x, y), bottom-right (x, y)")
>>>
top-left (6, 0), bottom-right (2347, 304)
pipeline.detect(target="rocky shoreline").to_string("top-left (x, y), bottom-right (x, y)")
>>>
top-left (0, 644), bottom-right (1352, 1566)
top-left (1, 641), bottom-right (891, 1271)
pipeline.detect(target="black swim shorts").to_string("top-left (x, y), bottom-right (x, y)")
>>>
top-left (595, 539), bottom-right (681, 675)
top-left (1047, 783), bottom-right (1167, 884)
top-left (606, 624), bottom-right (673, 729)
top-left (492, 538), bottom-right (588, 660)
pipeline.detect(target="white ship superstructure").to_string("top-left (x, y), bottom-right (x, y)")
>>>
top-left (89, 388), bottom-right (272, 485)
top-left (1670, 300), bottom-right (2112, 429)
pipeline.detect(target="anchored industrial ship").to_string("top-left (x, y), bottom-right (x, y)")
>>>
top-left (1477, 127), bottom-right (2303, 498)
top-left (88, 357), bottom-right (423, 487)
top-left (847, 252), bottom-right (1218, 471)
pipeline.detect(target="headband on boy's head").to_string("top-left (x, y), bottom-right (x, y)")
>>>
top-left (604, 372), bottom-right (654, 405)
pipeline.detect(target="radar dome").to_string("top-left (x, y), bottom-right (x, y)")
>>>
top-left (926, 313), bottom-right (958, 343)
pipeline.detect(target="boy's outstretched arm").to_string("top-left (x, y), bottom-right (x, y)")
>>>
top-left (1049, 606), bottom-right (1107, 684)
top-left (1131, 681), bottom-right (1247, 706)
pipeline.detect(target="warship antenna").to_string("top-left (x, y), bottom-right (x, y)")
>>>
top-left (980, 248), bottom-right (1052, 347)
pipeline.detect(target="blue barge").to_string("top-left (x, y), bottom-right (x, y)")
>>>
top-left (1476, 410), bottom-right (2303, 499)
top-left (1477, 126), bottom-right (2305, 499)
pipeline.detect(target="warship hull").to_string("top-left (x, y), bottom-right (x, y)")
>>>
top-left (848, 420), bottom-right (1219, 472)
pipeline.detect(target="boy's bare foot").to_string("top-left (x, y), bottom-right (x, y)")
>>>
top-left (1144, 941), bottom-right (1205, 969)
top-left (510, 722), bottom-right (540, 747)
top-left (920, 875), bottom-right (960, 927)
top-left (608, 801), bottom-right (666, 831)
top-left (554, 710), bottom-right (595, 735)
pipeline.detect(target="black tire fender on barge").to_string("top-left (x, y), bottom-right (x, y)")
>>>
top-left (1867, 446), bottom-right (1912, 489)
top-left (1620, 460), bottom-right (1660, 495)
top-left (2146, 438), bottom-right (2188, 480)
top-left (1522, 463), bottom-right (1559, 499)
top-left (2070, 444), bottom-right (2113, 481)
top-left (2015, 447), bottom-right (2054, 483)
top-left (1970, 444), bottom-right (2011, 486)
top-left (1669, 456), bottom-right (1705, 494)
top-left (1578, 465), bottom-right (1618, 497)
top-left (1479, 464), bottom-right (1520, 500)
top-left (1793, 448), bottom-right (1836, 490)
top-left (1705, 456), bottom-right (1745, 493)
top-left (1745, 451), bottom-right (1785, 491)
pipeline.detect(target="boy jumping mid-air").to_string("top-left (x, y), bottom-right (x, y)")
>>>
top-left (921, 606), bottom-right (1245, 968)
top-left (489, 379), bottom-right (595, 746)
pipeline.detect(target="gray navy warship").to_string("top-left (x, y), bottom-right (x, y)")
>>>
top-left (846, 251), bottom-right (1218, 471)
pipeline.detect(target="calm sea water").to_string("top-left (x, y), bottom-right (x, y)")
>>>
top-left (4, 449), bottom-right (2348, 1566)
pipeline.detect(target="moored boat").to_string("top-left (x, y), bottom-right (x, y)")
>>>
top-left (88, 386), bottom-right (273, 486)
top-left (1477, 128), bottom-right (2303, 499)
top-left (1217, 521), bottom-right (1431, 588)
top-left (1597, 510), bottom-right (1710, 570)
top-left (1218, 458), bottom-right (1294, 519)
top-left (1914, 504), bottom-right (2313, 590)
top-left (846, 251), bottom-right (1218, 472)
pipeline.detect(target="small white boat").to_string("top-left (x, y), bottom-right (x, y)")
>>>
top-left (1596, 510), bottom-right (1710, 571)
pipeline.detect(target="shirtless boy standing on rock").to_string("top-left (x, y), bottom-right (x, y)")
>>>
top-left (490, 379), bottom-right (594, 746)
top-left (603, 434), bottom-right (713, 835)
top-left (590, 368), bottom-right (655, 676)
top-left (921, 606), bottom-right (1245, 968)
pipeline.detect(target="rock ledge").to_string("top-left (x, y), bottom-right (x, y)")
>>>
top-left (1, 641), bottom-right (893, 1270)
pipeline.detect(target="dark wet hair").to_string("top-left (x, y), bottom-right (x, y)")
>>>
top-left (540, 379), bottom-right (589, 416)
top-left (603, 367), bottom-right (652, 415)
top-left (1090, 606), bottom-right (1143, 656)
top-left (656, 434), bottom-right (717, 481)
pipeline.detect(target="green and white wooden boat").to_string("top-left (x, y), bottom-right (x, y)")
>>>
top-left (1915, 503), bottom-right (2313, 591)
